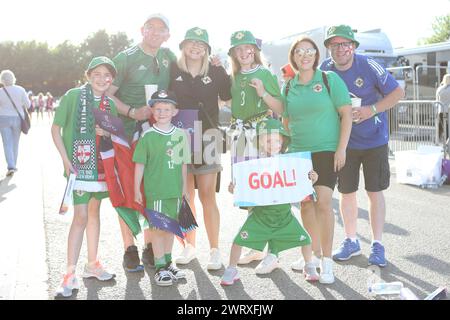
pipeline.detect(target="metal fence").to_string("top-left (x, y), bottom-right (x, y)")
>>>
top-left (388, 100), bottom-right (448, 156)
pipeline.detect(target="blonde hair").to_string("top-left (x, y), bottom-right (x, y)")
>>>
top-left (229, 45), bottom-right (265, 76)
top-left (177, 48), bottom-right (210, 77)
top-left (0, 70), bottom-right (16, 86)
top-left (441, 74), bottom-right (450, 87)
top-left (288, 36), bottom-right (320, 71)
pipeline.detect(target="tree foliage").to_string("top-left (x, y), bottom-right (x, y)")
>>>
top-left (422, 14), bottom-right (450, 45)
top-left (0, 30), bottom-right (133, 96)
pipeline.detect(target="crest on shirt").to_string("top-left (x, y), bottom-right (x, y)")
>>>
top-left (354, 77), bottom-right (364, 88)
top-left (175, 76), bottom-right (183, 82)
top-left (162, 59), bottom-right (169, 68)
top-left (240, 231), bottom-right (249, 240)
top-left (313, 84), bottom-right (323, 93)
top-left (166, 148), bottom-right (174, 157)
top-left (202, 76), bottom-right (212, 85)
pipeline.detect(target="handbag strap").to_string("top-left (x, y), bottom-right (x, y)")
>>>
top-left (2, 87), bottom-right (24, 120)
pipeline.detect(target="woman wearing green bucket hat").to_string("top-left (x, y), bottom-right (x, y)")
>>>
top-left (170, 27), bottom-right (232, 270)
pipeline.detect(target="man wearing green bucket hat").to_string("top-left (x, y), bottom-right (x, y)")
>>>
top-left (170, 27), bottom-right (232, 271)
top-left (320, 25), bottom-right (404, 268)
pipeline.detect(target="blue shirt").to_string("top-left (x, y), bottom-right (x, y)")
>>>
top-left (320, 54), bottom-right (399, 149)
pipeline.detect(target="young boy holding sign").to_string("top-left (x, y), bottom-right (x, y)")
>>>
top-left (221, 118), bottom-right (319, 285)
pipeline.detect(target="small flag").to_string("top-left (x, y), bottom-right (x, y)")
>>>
top-left (178, 197), bottom-right (198, 233)
top-left (145, 209), bottom-right (184, 238)
top-left (59, 172), bottom-right (77, 214)
top-left (92, 109), bottom-right (128, 142)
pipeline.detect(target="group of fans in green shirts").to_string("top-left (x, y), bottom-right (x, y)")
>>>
top-left (51, 13), bottom-right (404, 297)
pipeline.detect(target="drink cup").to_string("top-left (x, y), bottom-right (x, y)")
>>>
top-left (145, 84), bottom-right (158, 106)
top-left (351, 97), bottom-right (362, 122)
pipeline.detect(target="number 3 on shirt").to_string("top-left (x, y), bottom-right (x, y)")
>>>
top-left (240, 91), bottom-right (246, 106)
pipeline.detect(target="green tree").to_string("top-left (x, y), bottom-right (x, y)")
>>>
top-left (422, 14), bottom-right (450, 44)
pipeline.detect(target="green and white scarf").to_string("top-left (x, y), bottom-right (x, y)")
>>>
top-left (72, 84), bottom-right (107, 192)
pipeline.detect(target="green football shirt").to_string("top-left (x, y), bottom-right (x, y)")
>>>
top-left (112, 45), bottom-right (177, 137)
top-left (231, 65), bottom-right (281, 122)
top-left (133, 126), bottom-right (191, 202)
top-left (282, 69), bottom-right (351, 153)
top-left (53, 87), bottom-right (118, 171)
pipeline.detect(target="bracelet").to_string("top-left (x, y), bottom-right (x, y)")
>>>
top-left (126, 106), bottom-right (132, 117)
top-left (371, 104), bottom-right (378, 116)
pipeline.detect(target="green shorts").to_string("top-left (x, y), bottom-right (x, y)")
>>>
top-left (233, 213), bottom-right (311, 255)
top-left (144, 198), bottom-right (182, 229)
top-left (73, 190), bottom-right (109, 205)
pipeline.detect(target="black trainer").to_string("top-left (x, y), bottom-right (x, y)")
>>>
top-left (142, 243), bottom-right (155, 268)
top-left (123, 245), bottom-right (144, 272)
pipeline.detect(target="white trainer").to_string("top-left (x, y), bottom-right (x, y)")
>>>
top-left (207, 248), bottom-right (223, 270)
top-left (238, 249), bottom-right (265, 265)
top-left (291, 255), bottom-right (321, 271)
top-left (175, 244), bottom-right (196, 265)
top-left (319, 257), bottom-right (335, 284)
top-left (255, 253), bottom-right (279, 275)
top-left (82, 261), bottom-right (115, 281)
top-left (55, 273), bottom-right (80, 298)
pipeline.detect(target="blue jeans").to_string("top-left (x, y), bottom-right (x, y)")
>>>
top-left (0, 116), bottom-right (21, 170)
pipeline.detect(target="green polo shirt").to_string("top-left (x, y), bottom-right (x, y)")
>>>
top-left (112, 45), bottom-right (177, 137)
top-left (282, 69), bottom-right (351, 153)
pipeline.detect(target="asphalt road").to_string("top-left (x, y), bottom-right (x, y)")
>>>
top-left (1, 118), bottom-right (449, 300)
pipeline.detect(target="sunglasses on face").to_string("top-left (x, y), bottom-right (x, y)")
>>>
top-left (294, 47), bottom-right (317, 58)
top-left (151, 56), bottom-right (160, 76)
top-left (328, 41), bottom-right (354, 50)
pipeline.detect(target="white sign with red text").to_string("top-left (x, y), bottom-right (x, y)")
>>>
top-left (233, 152), bottom-right (314, 207)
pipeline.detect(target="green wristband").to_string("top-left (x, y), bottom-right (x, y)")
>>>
top-left (371, 105), bottom-right (378, 115)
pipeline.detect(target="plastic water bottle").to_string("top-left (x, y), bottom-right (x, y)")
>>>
top-left (368, 281), bottom-right (404, 295)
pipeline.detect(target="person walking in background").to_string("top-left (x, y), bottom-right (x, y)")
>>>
top-left (27, 91), bottom-right (35, 120)
top-left (320, 25), bottom-right (404, 268)
top-left (37, 92), bottom-right (45, 121)
top-left (282, 36), bottom-right (352, 284)
top-left (0, 70), bottom-right (30, 177)
top-left (170, 27), bottom-right (232, 270)
top-left (436, 74), bottom-right (450, 142)
top-left (46, 91), bottom-right (55, 119)
top-left (51, 57), bottom-right (118, 298)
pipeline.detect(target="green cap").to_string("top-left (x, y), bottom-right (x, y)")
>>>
top-left (324, 25), bottom-right (360, 48)
top-left (256, 118), bottom-right (291, 149)
top-left (179, 27), bottom-right (211, 53)
top-left (228, 30), bottom-right (260, 56)
top-left (86, 56), bottom-right (117, 77)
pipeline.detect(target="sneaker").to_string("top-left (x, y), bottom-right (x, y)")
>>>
top-left (82, 261), bottom-right (115, 281)
top-left (319, 257), bottom-right (335, 284)
top-left (237, 249), bottom-right (265, 265)
top-left (332, 238), bottom-right (362, 261)
top-left (175, 244), bottom-right (196, 265)
top-left (55, 273), bottom-right (79, 298)
top-left (122, 245), bottom-right (144, 272)
top-left (291, 255), bottom-right (321, 271)
top-left (220, 266), bottom-right (240, 286)
top-left (6, 169), bottom-right (15, 177)
top-left (142, 243), bottom-right (155, 267)
top-left (166, 262), bottom-right (186, 280)
top-left (368, 242), bottom-right (387, 267)
top-left (303, 262), bottom-right (320, 282)
top-left (154, 267), bottom-right (174, 286)
top-left (207, 248), bottom-right (223, 270)
top-left (255, 253), bottom-right (279, 275)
